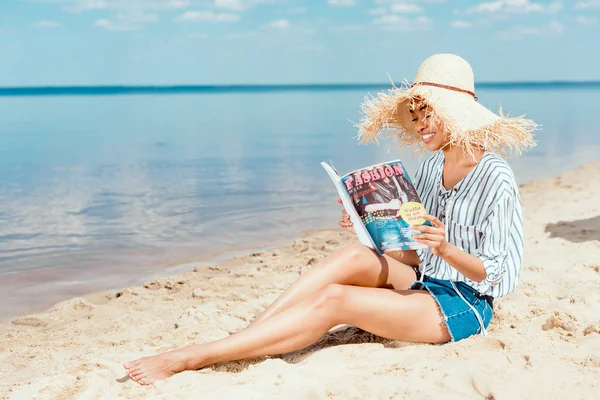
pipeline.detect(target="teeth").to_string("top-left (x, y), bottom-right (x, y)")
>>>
top-left (423, 133), bottom-right (434, 140)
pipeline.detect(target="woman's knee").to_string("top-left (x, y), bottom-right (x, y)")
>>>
top-left (335, 244), bottom-right (376, 268)
top-left (310, 284), bottom-right (346, 315)
top-left (334, 244), bottom-right (380, 280)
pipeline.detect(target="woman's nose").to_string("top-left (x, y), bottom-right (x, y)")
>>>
top-left (416, 117), bottom-right (429, 132)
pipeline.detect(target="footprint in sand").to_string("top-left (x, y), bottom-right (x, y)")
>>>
top-left (542, 311), bottom-right (580, 342)
top-left (11, 316), bottom-right (49, 327)
top-left (583, 321), bottom-right (600, 336)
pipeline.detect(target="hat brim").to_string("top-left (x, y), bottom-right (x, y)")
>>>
top-left (358, 83), bottom-right (538, 158)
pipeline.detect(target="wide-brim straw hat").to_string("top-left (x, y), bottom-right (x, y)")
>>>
top-left (358, 53), bottom-right (538, 158)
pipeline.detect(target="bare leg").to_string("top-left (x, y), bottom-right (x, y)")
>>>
top-left (249, 244), bottom-right (417, 327)
top-left (124, 284), bottom-right (448, 385)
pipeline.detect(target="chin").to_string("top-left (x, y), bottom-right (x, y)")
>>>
top-left (424, 141), bottom-right (443, 151)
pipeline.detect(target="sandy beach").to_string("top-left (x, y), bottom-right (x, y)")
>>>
top-left (2, 162), bottom-right (599, 400)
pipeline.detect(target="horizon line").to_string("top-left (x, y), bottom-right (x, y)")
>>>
top-left (1, 80), bottom-right (599, 96)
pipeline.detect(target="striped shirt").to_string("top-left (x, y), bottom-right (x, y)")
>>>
top-left (414, 151), bottom-right (524, 298)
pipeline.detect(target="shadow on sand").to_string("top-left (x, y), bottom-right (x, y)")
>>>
top-left (210, 326), bottom-right (421, 373)
top-left (545, 216), bottom-right (600, 243)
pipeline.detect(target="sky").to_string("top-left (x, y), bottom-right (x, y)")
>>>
top-left (0, 0), bottom-right (599, 86)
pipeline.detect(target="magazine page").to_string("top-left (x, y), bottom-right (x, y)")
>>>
top-left (339, 160), bottom-right (430, 253)
top-left (321, 162), bottom-right (379, 253)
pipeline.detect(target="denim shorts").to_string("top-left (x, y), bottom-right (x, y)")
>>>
top-left (411, 275), bottom-right (494, 342)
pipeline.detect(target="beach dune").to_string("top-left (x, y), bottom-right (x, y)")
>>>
top-left (2, 162), bottom-right (600, 399)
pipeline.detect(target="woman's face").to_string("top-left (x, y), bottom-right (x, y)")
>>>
top-left (410, 102), bottom-right (448, 151)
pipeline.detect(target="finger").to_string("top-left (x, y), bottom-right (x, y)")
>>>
top-left (420, 214), bottom-right (444, 228)
top-left (339, 222), bottom-right (355, 234)
top-left (336, 198), bottom-right (342, 204)
top-left (410, 225), bottom-right (443, 234)
top-left (413, 233), bottom-right (442, 242)
top-left (414, 238), bottom-right (439, 247)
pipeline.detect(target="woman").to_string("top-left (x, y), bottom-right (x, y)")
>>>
top-left (124, 54), bottom-right (537, 385)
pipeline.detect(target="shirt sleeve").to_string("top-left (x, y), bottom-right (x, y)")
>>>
top-left (476, 190), bottom-right (516, 287)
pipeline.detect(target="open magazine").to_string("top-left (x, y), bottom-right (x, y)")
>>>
top-left (322, 160), bottom-right (432, 255)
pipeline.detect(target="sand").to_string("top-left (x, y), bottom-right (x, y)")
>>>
top-left (2, 162), bottom-right (600, 400)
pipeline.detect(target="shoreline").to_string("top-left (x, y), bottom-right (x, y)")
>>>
top-left (0, 227), bottom-right (334, 324)
top-left (3, 161), bottom-right (600, 398)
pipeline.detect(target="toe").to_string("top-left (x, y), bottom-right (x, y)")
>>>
top-left (131, 370), bottom-right (146, 380)
top-left (124, 360), bottom-right (141, 369)
top-left (129, 365), bottom-right (143, 374)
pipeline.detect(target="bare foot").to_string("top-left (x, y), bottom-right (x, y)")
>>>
top-left (124, 349), bottom-right (190, 385)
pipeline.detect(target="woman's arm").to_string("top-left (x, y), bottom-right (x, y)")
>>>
top-left (412, 215), bottom-right (487, 282)
top-left (433, 242), bottom-right (487, 282)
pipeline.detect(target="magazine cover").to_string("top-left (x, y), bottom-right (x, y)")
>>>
top-left (322, 160), bottom-right (431, 255)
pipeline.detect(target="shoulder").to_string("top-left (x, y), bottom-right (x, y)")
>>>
top-left (477, 152), bottom-right (518, 191)
top-left (474, 153), bottom-right (520, 206)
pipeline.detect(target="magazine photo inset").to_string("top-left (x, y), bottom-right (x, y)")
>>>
top-left (322, 160), bottom-right (432, 255)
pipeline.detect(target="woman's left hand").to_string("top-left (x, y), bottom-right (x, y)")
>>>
top-left (412, 215), bottom-right (451, 258)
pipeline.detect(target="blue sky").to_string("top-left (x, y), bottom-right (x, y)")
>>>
top-left (0, 0), bottom-right (599, 86)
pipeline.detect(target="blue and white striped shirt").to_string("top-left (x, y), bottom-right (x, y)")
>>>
top-left (414, 151), bottom-right (524, 298)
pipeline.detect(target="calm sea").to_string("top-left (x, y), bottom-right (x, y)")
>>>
top-left (1, 83), bottom-right (599, 320)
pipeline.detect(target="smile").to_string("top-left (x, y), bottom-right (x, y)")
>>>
top-left (422, 133), bottom-right (435, 142)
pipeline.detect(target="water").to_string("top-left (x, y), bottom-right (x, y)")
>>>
top-left (1, 84), bottom-right (599, 320)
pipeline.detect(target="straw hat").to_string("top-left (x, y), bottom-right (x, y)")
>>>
top-left (358, 53), bottom-right (538, 158)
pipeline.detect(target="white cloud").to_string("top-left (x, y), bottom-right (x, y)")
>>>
top-left (95, 18), bottom-right (125, 30)
top-left (467, 0), bottom-right (561, 14)
top-left (35, 20), bottom-right (62, 28)
top-left (262, 19), bottom-right (291, 29)
top-left (65, 0), bottom-right (108, 13)
top-left (374, 15), bottom-right (433, 31)
top-left (260, 19), bottom-right (313, 34)
top-left (169, 0), bottom-right (191, 8)
top-left (95, 13), bottom-right (159, 31)
top-left (368, 7), bottom-right (387, 15)
top-left (328, 0), bottom-right (355, 7)
top-left (495, 20), bottom-right (563, 40)
top-left (29, 0), bottom-right (191, 13)
top-left (450, 20), bottom-right (473, 29)
top-left (175, 11), bottom-right (240, 22)
top-left (213, 0), bottom-right (278, 11)
top-left (373, 0), bottom-right (445, 4)
top-left (214, 0), bottom-right (250, 11)
top-left (574, 16), bottom-right (598, 25)
top-left (575, 0), bottom-right (600, 9)
top-left (330, 24), bottom-right (367, 34)
top-left (226, 31), bottom-right (257, 39)
top-left (390, 3), bottom-right (423, 13)
top-left (30, 0), bottom-right (191, 31)
top-left (286, 6), bottom-right (307, 14)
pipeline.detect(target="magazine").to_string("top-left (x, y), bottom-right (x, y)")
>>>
top-left (322, 160), bottom-right (432, 255)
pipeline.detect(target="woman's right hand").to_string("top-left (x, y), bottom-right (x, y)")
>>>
top-left (336, 198), bottom-right (356, 234)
